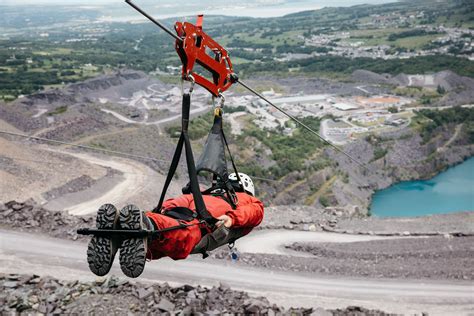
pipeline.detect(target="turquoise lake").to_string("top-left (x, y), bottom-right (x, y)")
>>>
top-left (370, 157), bottom-right (474, 217)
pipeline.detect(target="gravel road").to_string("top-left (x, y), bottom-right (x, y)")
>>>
top-left (224, 236), bottom-right (474, 281)
top-left (237, 230), bottom-right (396, 256)
top-left (101, 105), bottom-right (210, 126)
top-left (286, 236), bottom-right (474, 280)
top-left (1, 229), bottom-right (473, 315)
top-left (42, 149), bottom-right (182, 215)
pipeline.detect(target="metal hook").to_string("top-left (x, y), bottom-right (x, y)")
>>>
top-left (188, 74), bottom-right (195, 94)
top-left (213, 93), bottom-right (225, 117)
top-left (181, 74), bottom-right (196, 95)
top-left (218, 93), bottom-right (225, 107)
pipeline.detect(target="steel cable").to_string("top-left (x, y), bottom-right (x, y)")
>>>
top-left (0, 130), bottom-right (292, 185)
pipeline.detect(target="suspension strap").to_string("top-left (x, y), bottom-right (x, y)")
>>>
top-left (154, 93), bottom-right (216, 225)
top-left (216, 108), bottom-right (242, 206)
top-left (125, 0), bottom-right (370, 171)
top-left (154, 134), bottom-right (184, 212)
top-left (222, 126), bottom-right (243, 189)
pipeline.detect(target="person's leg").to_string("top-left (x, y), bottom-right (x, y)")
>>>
top-left (191, 226), bottom-right (251, 255)
top-left (227, 227), bottom-right (252, 244)
top-left (145, 212), bottom-right (202, 261)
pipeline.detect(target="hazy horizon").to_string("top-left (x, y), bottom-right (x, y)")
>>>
top-left (0, 0), bottom-right (399, 19)
top-left (1, 0), bottom-right (397, 5)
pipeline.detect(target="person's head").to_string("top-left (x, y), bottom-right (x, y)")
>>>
top-left (228, 173), bottom-right (255, 196)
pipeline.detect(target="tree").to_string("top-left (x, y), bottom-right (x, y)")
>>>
top-left (437, 85), bottom-right (446, 95)
top-left (319, 196), bottom-right (330, 207)
top-left (388, 106), bottom-right (398, 113)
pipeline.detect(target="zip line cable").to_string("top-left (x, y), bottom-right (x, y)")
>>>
top-left (0, 130), bottom-right (292, 185)
top-left (124, 0), bottom-right (370, 172)
top-left (1, 1), bottom-right (376, 190)
top-left (236, 79), bottom-right (369, 171)
top-left (1, 154), bottom-right (294, 185)
top-left (0, 130), bottom-right (168, 163)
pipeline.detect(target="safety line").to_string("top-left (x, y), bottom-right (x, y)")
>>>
top-left (246, 176), bottom-right (293, 186)
top-left (0, 155), bottom-right (154, 177)
top-left (124, 0), bottom-right (369, 171)
top-left (0, 130), bottom-right (292, 185)
top-left (237, 80), bottom-right (369, 171)
top-left (0, 156), bottom-right (58, 165)
top-left (0, 130), bottom-right (168, 163)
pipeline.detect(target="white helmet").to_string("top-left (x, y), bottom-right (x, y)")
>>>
top-left (228, 172), bottom-right (255, 196)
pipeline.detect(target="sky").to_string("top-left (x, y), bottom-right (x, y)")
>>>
top-left (1, 0), bottom-right (397, 7)
top-left (0, 0), bottom-right (398, 19)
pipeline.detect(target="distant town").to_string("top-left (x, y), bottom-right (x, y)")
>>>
top-left (227, 88), bottom-right (411, 145)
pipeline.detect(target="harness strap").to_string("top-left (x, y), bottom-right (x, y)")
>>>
top-left (154, 134), bottom-right (184, 213)
top-left (222, 128), bottom-right (241, 185)
top-left (163, 207), bottom-right (197, 222)
top-left (221, 119), bottom-right (243, 205)
top-left (183, 130), bottom-right (213, 222)
top-left (215, 192), bottom-right (235, 209)
top-left (154, 94), bottom-right (216, 226)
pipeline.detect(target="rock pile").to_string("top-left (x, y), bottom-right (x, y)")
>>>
top-left (41, 168), bottom-right (120, 201)
top-left (0, 201), bottom-right (347, 239)
top-left (261, 205), bottom-right (347, 231)
top-left (42, 175), bottom-right (96, 201)
top-left (0, 200), bottom-right (92, 241)
top-left (0, 273), bottom-right (393, 315)
top-left (329, 211), bottom-right (474, 236)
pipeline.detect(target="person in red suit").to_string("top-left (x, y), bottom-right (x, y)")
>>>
top-left (87, 173), bottom-right (264, 278)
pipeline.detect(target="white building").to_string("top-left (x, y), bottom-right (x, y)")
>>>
top-left (332, 103), bottom-right (358, 111)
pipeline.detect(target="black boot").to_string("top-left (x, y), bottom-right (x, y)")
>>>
top-left (118, 205), bottom-right (154, 278)
top-left (87, 204), bottom-right (121, 276)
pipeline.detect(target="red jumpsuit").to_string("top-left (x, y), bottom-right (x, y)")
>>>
top-left (145, 192), bottom-right (264, 260)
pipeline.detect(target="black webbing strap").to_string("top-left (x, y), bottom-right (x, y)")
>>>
top-left (184, 130), bottom-right (213, 222)
top-left (207, 109), bottom-right (240, 208)
top-left (154, 94), bottom-right (216, 225)
top-left (78, 223), bottom-right (196, 239)
top-left (221, 127), bottom-right (244, 192)
top-left (164, 207), bottom-right (197, 222)
top-left (155, 134), bottom-right (184, 212)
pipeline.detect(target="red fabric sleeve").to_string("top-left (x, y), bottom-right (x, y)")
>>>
top-left (226, 194), bottom-right (264, 228)
top-left (161, 194), bottom-right (193, 212)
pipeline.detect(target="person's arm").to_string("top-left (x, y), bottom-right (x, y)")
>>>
top-left (225, 195), bottom-right (264, 228)
top-left (161, 194), bottom-right (193, 212)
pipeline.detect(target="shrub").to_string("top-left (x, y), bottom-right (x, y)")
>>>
top-left (319, 196), bottom-right (330, 207)
top-left (372, 147), bottom-right (388, 161)
top-left (47, 105), bottom-right (68, 116)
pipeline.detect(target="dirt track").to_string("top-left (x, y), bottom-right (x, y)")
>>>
top-left (1, 229), bottom-right (473, 315)
top-left (101, 105), bottom-right (210, 126)
top-left (237, 230), bottom-right (396, 255)
top-left (42, 149), bottom-right (182, 215)
top-left (48, 151), bottom-right (157, 215)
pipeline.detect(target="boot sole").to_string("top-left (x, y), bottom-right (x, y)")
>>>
top-left (87, 204), bottom-right (118, 276)
top-left (119, 205), bottom-right (146, 278)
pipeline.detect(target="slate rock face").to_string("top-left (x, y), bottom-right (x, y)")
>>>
top-left (0, 273), bottom-right (393, 315)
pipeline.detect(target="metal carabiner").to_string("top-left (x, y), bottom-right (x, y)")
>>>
top-left (218, 93), bottom-right (225, 108)
top-left (181, 74), bottom-right (196, 95)
top-left (213, 93), bottom-right (225, 117)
